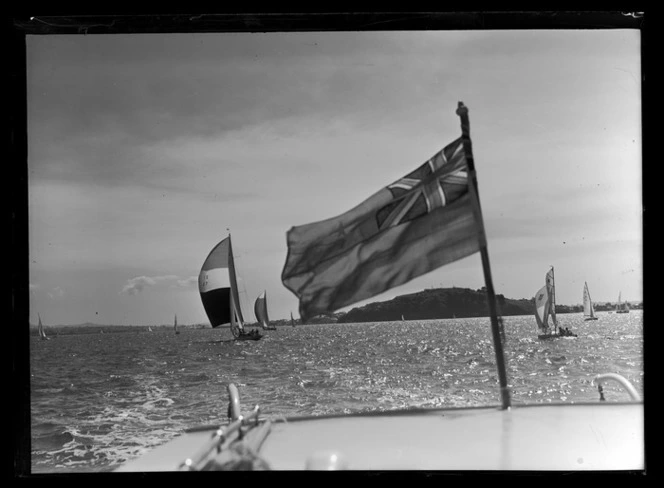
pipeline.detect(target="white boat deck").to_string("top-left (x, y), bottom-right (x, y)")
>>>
top-left (117, 402), bottom-right (643, 472)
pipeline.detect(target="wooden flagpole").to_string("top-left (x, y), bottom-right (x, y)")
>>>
top-left (456, 101), bottom-right (511, 409)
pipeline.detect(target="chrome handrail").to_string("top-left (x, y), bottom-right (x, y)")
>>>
top-left (593, 373), bottom-right (641, 402)
top-left (179, 383), bottom-right (261, 471)
top-left (228, 383), bottom-right (241, 421)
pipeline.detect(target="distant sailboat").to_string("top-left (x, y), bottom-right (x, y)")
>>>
top-left (199, 234), bottom-right (262, 341)
top-left (583, 282), bottom-right (599, 321)
top-left (148, 326), bottom-right (153, 332)
top-left (290, 311), bottom-right (296, 327)
top-left (174, 314), bottom-right (180, 334)
top-left (254, 291), bottom-right (276, 331)
top-left (37, 314), bottom-right (49, 341)
top-left (535, 267), bottom-right (576, 339)
top-left (401, 315), bottom-right (405, 322)
top-left (615, 292), bottom-right (630, 314)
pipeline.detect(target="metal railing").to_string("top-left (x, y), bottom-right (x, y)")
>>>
top-left (179, 384), bottom-right (261, 471)
top-left (594, 373), bottom-right (641, 402)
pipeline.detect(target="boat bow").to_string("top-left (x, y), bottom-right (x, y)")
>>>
top-left (117, 377), bottom-right (643, 471)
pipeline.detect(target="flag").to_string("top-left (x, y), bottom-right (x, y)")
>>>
top-left (282, 136), bottom-right (483, 320)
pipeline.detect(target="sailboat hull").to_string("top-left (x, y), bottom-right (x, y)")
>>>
top-left (234, 330), bottom-right (264, 341)
top-left (584, 317), bottom-right (599, 321)
top-left (235, 335), bottom-right (263, 341)
top-left (538, 334), bottom-right (577, 340)
top-left (116, 402), bottom-right (643, 471)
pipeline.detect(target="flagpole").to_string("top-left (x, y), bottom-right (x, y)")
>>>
top-left (455, 102), bottom-right (511, 410)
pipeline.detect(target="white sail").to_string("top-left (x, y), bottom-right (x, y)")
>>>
top-left (616, 291), bottom-right (630, 313)
top-left (534, 284), bottom-right (551, 331)
top-left (583, 282), bottom-right (597, 319)
top-left (545, 268), bottom-right (557, 327)
top-left (38, 314), bottom-right (49, 340)
top-left (254, 291), bottom-right (276, 330)
top-left (535, 267), bottom-right (558, 334)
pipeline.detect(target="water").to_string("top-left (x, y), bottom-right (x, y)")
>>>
top-left (28, 311), bottom-right (643, 473)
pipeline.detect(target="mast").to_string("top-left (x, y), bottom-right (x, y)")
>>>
top-left (456, 102), bottom-right (510, 410)
top-left (230, 293), bottom-right (243, 333)
top-left (227, 233), bottom-right (245, 333)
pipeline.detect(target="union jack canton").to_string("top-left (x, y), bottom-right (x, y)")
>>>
top-left (376, 137), bottom-right (469, 230)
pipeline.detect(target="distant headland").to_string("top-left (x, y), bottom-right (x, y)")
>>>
top-left (29, 287), bottom-right (642, 334)
top-left (335, 287), bottom-right (641, 323)
top-left (335, 287), bottom-right (530, 323)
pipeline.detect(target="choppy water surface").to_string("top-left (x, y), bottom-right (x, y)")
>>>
top-left (28, 311), bottom-right (643, 473)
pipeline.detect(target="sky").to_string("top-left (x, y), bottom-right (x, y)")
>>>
top-left (25, 28), bottom-right (642, 326)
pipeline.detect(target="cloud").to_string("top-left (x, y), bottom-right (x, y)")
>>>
top-left (121, 276), bottom-right (157, 295)
top-left (176, 276), bottom-right (198, 288)
top-left (120, 274), bottom-right (195, 295)
top-left (47, 286), bottom-right (65, 300)
top-left (26, 32), bottom-right (476, 192)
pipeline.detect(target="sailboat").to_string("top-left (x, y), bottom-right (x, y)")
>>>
top-left (583, 282), bottom-right (598, 321)
top-left (117, 103), bottom-right (641, 472)
top-left (174, 314), bottom-right (180, 334)
top-left (254, 291), bottom-right (276, 330)
top-left (534, 267), bottom-right (577, 339)
top-left (37, 314), bottom-right (49, 341)
top-left (198, 234), bottom-right (262, 341)
top-left (290, 311), bottom-right (296, 327)
top-left (148, 326), bottom-right (153, 332)
top-left (615, 292), bottom-right (630, 314)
